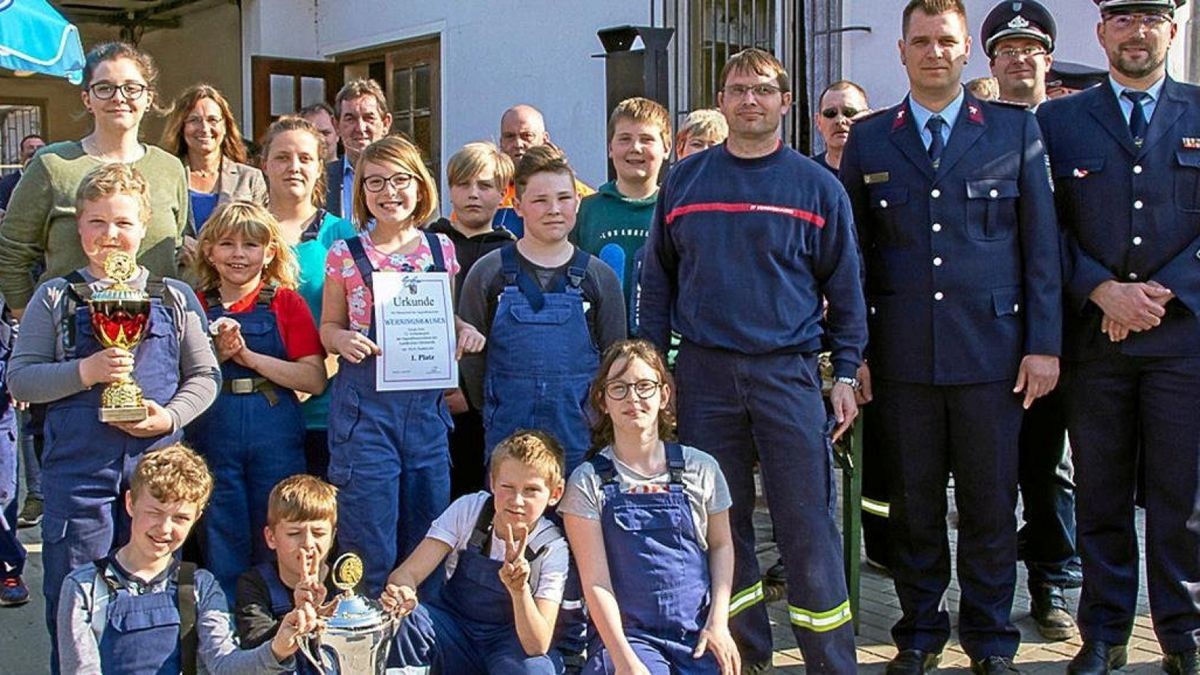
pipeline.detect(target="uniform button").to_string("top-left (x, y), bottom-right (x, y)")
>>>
top-left (934, 291), bottom-right (944, 301)
top-left (989, 188), bottom-right (999, 198)
top-left (1128, 272), bottom-right (1139, 280)
top-left (931, 189), bottom-right (942, 198)
top-left (933, 257), bottom-right (943, 266)
top-left (1013, 303), bottom-right (1020, 312)
top-left (1134, 200), bottom-right (1144, 210)
top-left (869, 306), bottom-right (877, 315)
top-left (1133, 165), bottom-right (1144, 174)
top-left (879, 199), bottom-right (888, 208)
top-left (1133, 236), bottom-right (1143, 246)
top-left (932, 223), bottom-right (942, 232)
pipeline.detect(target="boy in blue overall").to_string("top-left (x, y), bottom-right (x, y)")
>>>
top-left (383, 430), bottom-right (569, 674)
top-left (235, 474), bottom-right (339, 673)
top-left (56, 444), bottom-right (315, 674)
top-left (8, 164), bottom-right (221, 671)
top-left (0, 299), bottom-right (24, 606)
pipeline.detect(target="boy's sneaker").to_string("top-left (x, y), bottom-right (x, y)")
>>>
top-left (16, 496), bottom-right (42, 528)
top-left (0, 577), bottom-right (29, 606)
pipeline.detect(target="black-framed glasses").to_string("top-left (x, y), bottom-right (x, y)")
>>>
top-left (723, 84), bottom-right (784, 99)
top-left (604, 379), bottom-right (662, 401)
top-left (363, 172), bottom-right (415, 193)
top-left (88, 82), bottom-right (149, 100)
top-left (995, 46), bottom-right (1048, 60)
top-left (821, 106), bottom-right (863, 119)
top-left (1105, 13), bottom-right (1171, 31)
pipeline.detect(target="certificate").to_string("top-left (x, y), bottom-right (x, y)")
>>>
top-left (372, 271), bottom-right (458, 391)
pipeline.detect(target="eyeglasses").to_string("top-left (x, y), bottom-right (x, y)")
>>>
top-left (723, 84), bottom-right (784, 99)
top-left (88, 82), bottom-right (149, 100)
top-left (1105, 13), bottom-right (1171, 31)
top-left (821, 106), bottom-right (863, 119)
top-left (363, 172), bottom-right (415, 193)
top-left (185, 115), bottom-right (224, 128)
top-left (604, 379), bottom-right (662, 401)
top-left (995, 46), bottom-right (1048, 60)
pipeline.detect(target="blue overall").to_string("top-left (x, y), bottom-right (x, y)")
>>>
top-left (328, 232), bottom-right (453, 596)
top-left (42, 278), bottom-right (182, 672)
top-left (94, 559), bottom-right (191, 675)
top-left (393, 496), bottom-right (561, 674)
top-left (0, 307), bottom-right (22, 582)
top-left (482, 245), bottom-right (598, 474)
top-left (254, 562), bottom-right (319, 675)
top-left (187, 286), bottom-right (306, 603)
top-left (581, 443), bottom-right (718, 675)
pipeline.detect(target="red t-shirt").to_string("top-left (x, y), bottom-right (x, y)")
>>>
top-left (198, 283), bottom-right (323, 361)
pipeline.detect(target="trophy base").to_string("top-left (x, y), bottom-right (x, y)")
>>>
top-left (99, 406), bottom-right (148, 423)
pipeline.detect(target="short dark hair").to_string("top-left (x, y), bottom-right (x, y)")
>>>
top-left (513, 143), bottom-right (575, 199)
top-left (819, 80), bottom-right (869, 108)
top-left (299, 101), bottom-right (335, 119)
top-left (19, 133), bottom-right (45, 148)
top-left (902, 0), bottom-right (968, 37)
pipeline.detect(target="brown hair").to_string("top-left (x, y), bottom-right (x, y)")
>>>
top-left (902, 0), bottom-right (968, 37)
top-left (490, 430), bottom-right (566, 488)
top-left (719, 48), bottom-right (791, 94)
top-left (75, 163), bottom-right (152, 224)
top-left (129, 443), bottom-right (214, 510)
top-left (351, 135), bottom-right (439, 229)
top-left (259, 115), bottom-right (328, 208)
top-left (447, 142), bottom-right (514, 190)
top-left (513, 143), bottom-right (575, 199)
top-left (160, 84), bottom-right (248, 164)
top-left (82, 42), bottom-right (159, 104)
top-left (607, 97), bottom-right (672, 149)
top-left (334, 79), bottom-right (388, 119)
top-left (588, 340), bottom-right (677, 451)
top-left (299, 101), bottom-right (335, 120)
top-left (194, 201), bottom-right (300, 291)
top-left (267, 474), bottom-right (338, 528)
top-left (819, 80), bottom-right (869, 107)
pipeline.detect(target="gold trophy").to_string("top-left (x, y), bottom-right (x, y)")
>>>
top-left (89, 251), bottom-right (151, 423)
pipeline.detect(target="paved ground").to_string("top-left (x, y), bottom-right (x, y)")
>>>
top-left (0, 482), bottom-right (1164, 673)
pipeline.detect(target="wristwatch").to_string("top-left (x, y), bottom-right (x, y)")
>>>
top-left (833, 376), bottom-right (862, 391)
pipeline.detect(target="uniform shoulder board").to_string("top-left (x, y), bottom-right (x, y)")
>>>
top-left (854, 107), bottom-right (893, 122)
top-left (989, 99), bottom-right (1031, 110)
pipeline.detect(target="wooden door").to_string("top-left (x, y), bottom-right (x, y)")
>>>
top-left (251, 57), bottom-right (342, 146)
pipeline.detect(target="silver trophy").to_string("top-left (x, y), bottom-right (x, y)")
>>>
top-left (299, 553), bottom-right (400, 674)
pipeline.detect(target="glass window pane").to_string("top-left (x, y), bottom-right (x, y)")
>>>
top-left (270, 74), bottom-right (295, 116)
top-left (394, 68), bottom-right (411, 111)
top-left (300, 77), bottom-right (326, 107)
top-left (414, 65), bottom-right (430, 110)
top-left (413, 114), bottom-right (431, 157)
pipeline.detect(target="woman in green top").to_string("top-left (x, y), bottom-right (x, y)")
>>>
top-left (260, 115), bottom-right (355, 477)
top-left (0, 42), bottom-right (189, 315)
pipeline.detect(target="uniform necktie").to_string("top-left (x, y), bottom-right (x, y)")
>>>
top-left (926, 115), bottom-right (946, 167)
top-left (1123, 90), bottom-right (1150, 143)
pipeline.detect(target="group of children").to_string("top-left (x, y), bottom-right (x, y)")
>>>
top-left (2, 90), bottom-right (743, 673)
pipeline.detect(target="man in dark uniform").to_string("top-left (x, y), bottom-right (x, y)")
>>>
top-left (840, 1), bottom-right (1062, 672)
top-left (982, 0), bottom-right (1083, 643)
top-left (1047, 61), bottom-right (1109, 98)
top-left (1037, 1), bottom-right (1200, 672)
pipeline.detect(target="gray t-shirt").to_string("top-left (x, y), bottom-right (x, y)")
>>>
top-left (559, 444), bottom-right (732, 550)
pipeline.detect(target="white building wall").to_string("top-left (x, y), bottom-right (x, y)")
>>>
top-left (243, 0), bottom-right (649, 203)
top-left (840, 0), bottom-right (1195, 109)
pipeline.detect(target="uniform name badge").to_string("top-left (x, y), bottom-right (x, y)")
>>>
top-left (372, 271), bottom-right (458, 391)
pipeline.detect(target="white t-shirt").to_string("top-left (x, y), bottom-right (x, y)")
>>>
top-left (558, 444), bottom-right (732, 550)
top-left (426, 491), bottom-right (569, 604)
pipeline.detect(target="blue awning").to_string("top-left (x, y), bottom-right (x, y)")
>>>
top-left (0, 0), bottom-right (86, 84)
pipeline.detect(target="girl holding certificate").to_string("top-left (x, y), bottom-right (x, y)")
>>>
top-left (187, 201), bottom-right (327, 602)
top-left (320, 135), bottom-right (485, 594)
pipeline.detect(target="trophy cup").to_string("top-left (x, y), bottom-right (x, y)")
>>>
top-left (299, 553), bottom-right (400, 674)
top-left (89, 251), bottom-right (151, 423)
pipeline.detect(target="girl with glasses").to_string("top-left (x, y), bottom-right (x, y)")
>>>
top-left (560, 339), bottom-right (740, 675)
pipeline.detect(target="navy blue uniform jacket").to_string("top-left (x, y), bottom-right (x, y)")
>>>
top-left (840, 91), bottom-right (1062, 385)
top-left (1037, 77), bottom-right (1200, 360)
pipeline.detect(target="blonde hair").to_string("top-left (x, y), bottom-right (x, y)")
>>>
top-left (193, 201), bottom-right (299, 291)
top-left (513, 144), bottom-right (575, 199)
top-left (267, 474), bottom-right (338, 528)
top-left (129, 443), bottom-right (214, 510)
top-left (351, 135), bottom-right (439, 229)
top-left (75, 163), bottom-right (152, 225)
top-left (676, 109), bottom-right (729, 151)
top-left (490, 430), bottom-right (565, 488)
top-left (588, 340), bottom-right (677, 452)
top-left (260, 115), bottom-right (328, 208)
top-left (720, 48), bottom-right (790, 93)
top-left (160, 84), bottom-right (248, 164)
top-left (447, 142), bottom-right (514, 190)
top-left (607, 97), bottom-right (672, 149)
top-left (966, 77), bottom-right (1000, 101)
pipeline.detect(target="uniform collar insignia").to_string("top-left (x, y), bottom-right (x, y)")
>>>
top-left (1183, 137), bottom-right (1200, 149)
top-left (968, 103), bottom-right (984, 124)
top-left (1007, 15), bottom-right (1030, 29)
top-left (892, 106), bottom-right (908, 130)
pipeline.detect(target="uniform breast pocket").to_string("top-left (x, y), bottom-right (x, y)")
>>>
top-left (1174, 150), bottom-right (1200, 212)
top-left (1051, 157), bottom-right (1105, 221)
top-left (866, 185), bottom-right (912, 247)
top-left (965, 178), bottom-right (1019, 241)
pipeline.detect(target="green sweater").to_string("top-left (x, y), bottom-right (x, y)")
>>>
top-left (572, 180), bottom-right (658, 322)
top-left (0, 141), bottom-right (189, 309)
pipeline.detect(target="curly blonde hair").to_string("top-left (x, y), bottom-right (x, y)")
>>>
top-left (129, 443), bottom-right (214, 510)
